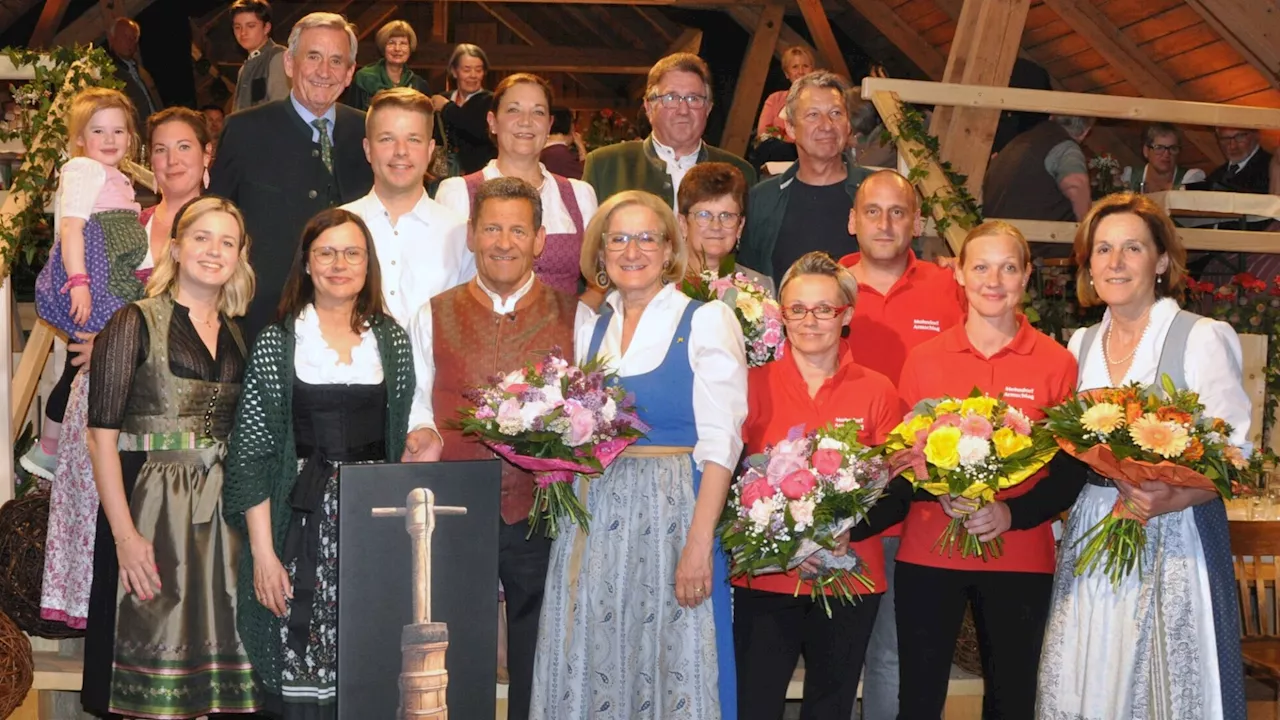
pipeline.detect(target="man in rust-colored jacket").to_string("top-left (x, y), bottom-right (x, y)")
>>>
top-left (403, 177), bottom-right (584, 720)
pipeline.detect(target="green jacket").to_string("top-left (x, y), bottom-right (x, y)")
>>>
top-left (737, 160), bottom-right (873, 281)
top-left (223, 312), bottom-right (414, 692)
top-left (343, 59), bottom-right (430, 111)
top-left (582, 135), bottom-right (757, 206)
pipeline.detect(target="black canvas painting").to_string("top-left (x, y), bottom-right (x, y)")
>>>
top-left (337, 460), bottom-right (501, 718)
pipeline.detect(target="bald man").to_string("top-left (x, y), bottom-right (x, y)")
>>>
top-left (106, 17), bottom-right (162, 135)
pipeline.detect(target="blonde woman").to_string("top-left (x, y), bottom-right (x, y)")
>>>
top-left (533, 190), bottom-right (748, 719)
top-left (82, 196), bottom-right (259, 717)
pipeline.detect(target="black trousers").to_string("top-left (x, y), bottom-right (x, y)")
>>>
top-left (894, 561), bottom-right (1052, 720)
top-left (499, 518), bottom-right (551, 720)
top-left (734, 586), bottom-right (882, 720)
top-left (45, 350), bottom-right (78, 424)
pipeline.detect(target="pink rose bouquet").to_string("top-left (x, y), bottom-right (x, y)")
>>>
top-left (458, 347), bottom-right (649, 538)
top-left (719, 420), bottom-right (894, 616)
top-left (681, 269), bottom-right (784, 367)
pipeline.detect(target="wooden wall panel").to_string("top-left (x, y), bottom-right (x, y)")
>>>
top-left (1027, 31), bottom-right (1090, 59)
top-left (1102, 0), bottom-right (1185, 29)
top-left (1023, 2), bottom-right (1060, 30)
top-left (922, 22), bottom-right (957, 49)
top-left (1141, 24), bottom-right (1220, 64)
top-left (1180, 64), bottom-right (1266, 102)
top-left (1125, 6), bottom-right (1204, 45)
top-left (898, 0), bottom-right (941, 24)
top-left (1023, 20), bottom-right (1075, 49)
top-left (1163, 41), bottom-right (1243, 83)
top-left (1060, 65), bottom-right (1126, 92)
top-left (913, 9), bottom-right (952, 33)
top-left (1046, 48), bottom-right (1106, 79)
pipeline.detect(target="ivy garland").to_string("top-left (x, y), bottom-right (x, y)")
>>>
top-left (0, 45), bottom-right (121, 280)
top-left (878, 104), bottom-right (983, 238)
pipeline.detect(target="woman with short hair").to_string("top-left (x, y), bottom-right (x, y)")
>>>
top-left (533, 190), bottom-right (747, 719)
top-left (677, 161), bottom-right (773, 296)
top-left (344, 20), bottom-right (429, 111)
top-left (431, 43), bottom-right (496, 175)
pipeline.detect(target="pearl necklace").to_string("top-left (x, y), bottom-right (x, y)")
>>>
top-left (1104, 311), bottom-right (1152, 366)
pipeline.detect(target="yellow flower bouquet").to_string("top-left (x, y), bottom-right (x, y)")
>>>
top-left (1043, 374), bottom-right (1256, 585)
top-left (883, 390), bottom-right (1059, 559)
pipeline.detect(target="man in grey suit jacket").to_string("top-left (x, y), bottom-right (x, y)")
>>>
top-left (230, 0), bottom-right (290, 112)
top-left (210, 12), bottom-right (373, 338)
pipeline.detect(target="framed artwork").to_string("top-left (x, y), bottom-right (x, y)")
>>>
top-left (338, 460), bottom-right (501, 719)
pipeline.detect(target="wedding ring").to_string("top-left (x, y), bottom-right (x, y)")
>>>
top-left (694, 587), bottom-right (704, 596)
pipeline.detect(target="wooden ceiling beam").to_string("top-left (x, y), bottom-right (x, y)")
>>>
top-left (1183, 0), bottom-right (1280, 91)
top-left (356, 42), bottom-right (657, 74)
top-left (931, 0), bottom-right (1140, 168)
top-left (350, 2), bottom-right (400, 41)
top-left (930, 0), bottom-right (1031, 198)
top-left (384, 0), bottom-right (747, 4)
top-left (1039, 0), bottom-right (1224, 163)
top-left (475, 2), bottom-right (615, 96)
top-left (588, 6), bottom-right (651, 52)
top-left (861, 78), bottom-right (1280, 131)
top-left (30, 0), bottom-right (74, 48)
top-left (726, 6), bottom-right (818, 65)
top-left (721, 1), bottom-right (786, 156)
top-left (51, 0), bottom-right (161, 47)
top-left (796, 0), bottom-right (852, 81)
top-left (844, 0), bottom-right (947, 80)
top-left (631, 7), bottom-right (680, 45)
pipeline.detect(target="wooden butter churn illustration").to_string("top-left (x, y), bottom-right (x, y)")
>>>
top-left (373, 488), bottom-right (468, 719)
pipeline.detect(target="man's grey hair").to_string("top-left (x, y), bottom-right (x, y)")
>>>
top-left (288, 12), bottom-right (358, 65)
top-left (471, 177), bottom-right (544, 231)
top-left (784, 71), bottom-right (853, 127)
top-left (1051, 114), bottom-right (1095, 141)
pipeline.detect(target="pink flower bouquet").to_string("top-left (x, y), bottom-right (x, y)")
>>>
top-left (719, 420), bottom-right (894, 616)
top-left (458, 347), bottom-right (649, 537)
top-left (682, 269), bottom-right (784, 367)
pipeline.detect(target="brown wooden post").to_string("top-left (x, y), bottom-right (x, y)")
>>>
top-left (796, 0), bottom-right (852, 81)
top-left (720, 1), bottom-right (785, 157)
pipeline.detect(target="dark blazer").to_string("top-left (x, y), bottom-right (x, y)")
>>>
top-left (209, 98), bottom-right (374, 339)
top-left (1206, 147), bottom-right (1273, 195)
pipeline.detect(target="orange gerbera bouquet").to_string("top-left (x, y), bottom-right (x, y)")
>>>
top-left (1043, 374), bottom-right (1257, 585)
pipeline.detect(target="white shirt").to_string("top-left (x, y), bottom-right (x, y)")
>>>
top-left (434, 160), bottom-right (598, 236)
top-left (1068, 297), bottom-right (1252, 450)
top-left (342, 189), bottom-right (476, 327)
top-left (407, 276), bottom-right (594, 435)
top-left (293, 305), bottom-right (384, 385)
top-left (651, 135), bottom-right (703, 213)
top-left (575, 283), bottom-right (747, 470)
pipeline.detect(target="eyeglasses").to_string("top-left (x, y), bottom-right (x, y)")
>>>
top-left (1217, 132), bottom-right (1255, 145)
top-left (782, 303), bottom-right (850, 321)
top-left (603, 231), bottom-right (666, 253)
top-left (311, 246), bottom-right (368, 266)
top-left (1146, 143), bottom-right (1181, 154)
top-left (687, 210), bottom-right (742, 228)
top-left (647, 92), bottom-right (708, 110)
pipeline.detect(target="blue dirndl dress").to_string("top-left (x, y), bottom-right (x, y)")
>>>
top-left (532, 300), bottom-right (736, 719)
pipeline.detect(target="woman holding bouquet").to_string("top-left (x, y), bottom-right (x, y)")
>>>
top-left (532, 190), bottom-right (748, 719)
top-left (894, 220), bottom-right (1077, 719)
top-left (1035, 193), bottom-right (1249, 719)
top-left (734, 251), bottom-right (910, 720)
top-left (677, 162), bottom-right (774, 296)
top-left (224, 208), bottom-right (414, 717)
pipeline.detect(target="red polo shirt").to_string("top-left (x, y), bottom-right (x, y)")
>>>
top-left (840, 251), bottom-right (966, 537)
top-left (734, 342), bottom-right (906, 596)
top-left (840, 251), bottom-right (967, 386)
top-left (895, 315), bottom-right (1077, 574)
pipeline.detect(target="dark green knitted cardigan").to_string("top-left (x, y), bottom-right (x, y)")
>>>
top-left (222, 313), bottom-right (414, 693)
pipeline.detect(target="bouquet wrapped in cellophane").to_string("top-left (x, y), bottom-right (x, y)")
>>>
top-left (681, 268), bottom-right (784, 367)
top-left (457, 347), bottom-right (648, 538)
top-left (882, 390), bottom-right (1059, 560)
top-left (719, 420), bottom-right (894, 616)
top-left (1043, 374), bottom-right (1256, 585)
